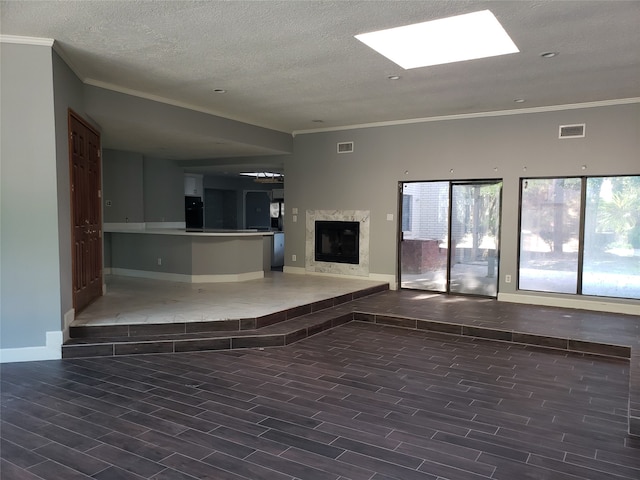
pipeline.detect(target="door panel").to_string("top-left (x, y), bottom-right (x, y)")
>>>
top-left (400, 182), bottom-right (449, 291)
top-left (449, 183), bottom-right (501, 296)
top-left (69, 111), bottom-right (102, 313)
top-left (400, 180), bottom-right (502, 297)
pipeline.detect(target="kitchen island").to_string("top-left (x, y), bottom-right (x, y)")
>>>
top-left (104, 226), bottom-right (274, 283)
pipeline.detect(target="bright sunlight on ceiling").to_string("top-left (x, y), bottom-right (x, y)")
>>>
top-left (355, 10), bottom-right (519, 69)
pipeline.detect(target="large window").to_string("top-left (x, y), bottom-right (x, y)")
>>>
top-left (519, 176), bottom-right (640, 300)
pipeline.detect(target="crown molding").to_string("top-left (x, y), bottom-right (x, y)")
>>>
top-left (292, 97), bottom-right (640, 136)
top-left (0, 34), bottom-right (54, 47)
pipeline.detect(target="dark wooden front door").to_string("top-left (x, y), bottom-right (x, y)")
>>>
top-left (69, 110), bottom-right (102, 313)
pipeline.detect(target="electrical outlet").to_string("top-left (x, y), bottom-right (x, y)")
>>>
top-left (292, 254), bottom-right (297, 262)
top-left (505, 274), bottom-right (512, 283)
top-left (293, 215), bottom-right (297, 223)
top-left (157, 258), bottom-right (162, 266)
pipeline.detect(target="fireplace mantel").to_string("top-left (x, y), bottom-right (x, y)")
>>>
top-left (306, 210), bottom-right (370, 276)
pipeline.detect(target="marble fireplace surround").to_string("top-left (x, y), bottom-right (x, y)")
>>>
top-left (306, 210), bottom-right (370, 276)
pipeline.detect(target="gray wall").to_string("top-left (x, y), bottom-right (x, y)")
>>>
top-left (111, 233), bottom-right (192, 275)
top-left (102, 150), bottom-right (144, 223)
top-left (53, 49), bottom-right (87, 327)
top-left (192, 237), bottom-right (263, 275)
top-left (110, 233), bottom-right (263, 276)
top-left (1, 43), bottom-right (61, 348)
top-left (84, 85), bottom-right (293, 155)
top-left (284, 103), bottom-right (640, 303)
top-left (143, 157), bottom-right (184, 222)
top-left (102, 151), bottom-right (184, 224)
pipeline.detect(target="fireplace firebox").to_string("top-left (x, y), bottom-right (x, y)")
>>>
top-left (314, 220), bottom-right (360, 264)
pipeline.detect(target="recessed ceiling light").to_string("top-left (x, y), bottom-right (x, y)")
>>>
top-left (540, 52), bottom-right (558, 58)
top-left (387, 75), bottom-right (401, 80)
top-left (514, 98), bottom-right (526, 103)
top-left (213, 88), bottom-right (227, 94)
top-left (355, 10), bottom-right (519, 70)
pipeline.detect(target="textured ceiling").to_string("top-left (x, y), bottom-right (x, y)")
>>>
top-left (2, 0), bottom-right (639, 169)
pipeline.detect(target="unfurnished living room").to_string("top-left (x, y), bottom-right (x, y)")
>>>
top-left (1, 1), bottom-right (639, 479)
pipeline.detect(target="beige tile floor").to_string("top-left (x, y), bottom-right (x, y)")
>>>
top-left (72, 273), bottom-right (389, 326)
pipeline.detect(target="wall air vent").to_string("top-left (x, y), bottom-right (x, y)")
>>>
top-left (559, 124), bottom-right (585, 139)
top-left (337, 141), bottom-right (354, 153)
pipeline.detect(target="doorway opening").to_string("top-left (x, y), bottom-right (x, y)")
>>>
top-left (399, 180), bottom-right (502, 297)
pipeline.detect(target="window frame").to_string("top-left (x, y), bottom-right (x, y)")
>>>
top-left (517, 174), bottom-right (640, 300)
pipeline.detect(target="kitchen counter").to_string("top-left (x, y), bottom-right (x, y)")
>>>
top-left (104, 225), bottom-right (273, 237)
top-left (104, 226), bottom-right (275, 283)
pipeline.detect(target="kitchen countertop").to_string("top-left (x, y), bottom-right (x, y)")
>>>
top-left (104, 225), bottom-right (274, 237)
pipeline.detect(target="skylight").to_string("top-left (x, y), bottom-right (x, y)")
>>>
top-left (240, 172), bottom-right (282, 178)
top-left (355, 10), bottom-right (519, 69)
top-left (240, 172), bottom-right (284, 183)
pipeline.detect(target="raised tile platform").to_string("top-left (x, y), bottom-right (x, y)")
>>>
top-left (62, 283), bottom-right (388, 359)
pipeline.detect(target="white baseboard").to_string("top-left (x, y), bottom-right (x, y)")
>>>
top-left (110, 268), bottom-right (263, 283)
top-left (283, 266), bottom-right (306, 274)
top-left (0, 331), bottom-right (63, 363)
top-left (283, 267), bottom-right (394, 287)
top-left (498, 292), bottom-right (640, 315)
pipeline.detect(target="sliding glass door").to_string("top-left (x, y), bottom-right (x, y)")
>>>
top-left (400, 180), bottom-right (502, 297)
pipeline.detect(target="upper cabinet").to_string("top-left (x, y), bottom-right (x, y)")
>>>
top-left (184, 173), bottom-right (203, 197)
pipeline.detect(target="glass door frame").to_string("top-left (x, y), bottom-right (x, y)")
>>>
top-left (398, 178), bottom-right (503, 298)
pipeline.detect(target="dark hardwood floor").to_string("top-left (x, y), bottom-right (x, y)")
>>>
top-left (2, 319), bottom-right (639, 480)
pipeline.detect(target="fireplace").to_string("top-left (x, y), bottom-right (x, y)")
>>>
top-left (315, 220), bottom-right (360, 264)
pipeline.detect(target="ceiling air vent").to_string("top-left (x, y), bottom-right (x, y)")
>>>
top-left (559, 124), bottom-right (585, 139)
top-left (337, 141), bottom-right (354, 153)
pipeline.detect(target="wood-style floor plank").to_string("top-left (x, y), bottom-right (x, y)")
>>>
top-left (2, 321), bottom-right (638, 480)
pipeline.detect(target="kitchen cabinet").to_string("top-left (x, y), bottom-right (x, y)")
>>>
top-left (184, 174), bottom-right (203, 197)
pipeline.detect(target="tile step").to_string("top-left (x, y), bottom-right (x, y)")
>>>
top-left (62, 308), bottom-right (353, 358)
top-left (63, 307), bottom-right (631, 360)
